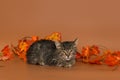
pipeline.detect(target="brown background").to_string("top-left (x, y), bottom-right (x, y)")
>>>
top-left (0, 0), bottom-right (120, 80)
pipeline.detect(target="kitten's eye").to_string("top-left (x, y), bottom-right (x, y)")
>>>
top-left (69, 50), bottom-right (76, 54)
top-left (62, 50), bottom-right (67, 54)
top-left (69, 50), bottom-right (73, 53)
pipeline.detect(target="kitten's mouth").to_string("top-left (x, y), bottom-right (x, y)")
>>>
top-left (66, 58), bottom-right (70, 61)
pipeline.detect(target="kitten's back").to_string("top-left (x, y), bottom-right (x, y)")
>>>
top-left (26, 39), bottom-right (57, 65)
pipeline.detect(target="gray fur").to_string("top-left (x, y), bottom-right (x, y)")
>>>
top-left (26, 39), bottom-right (78, 68)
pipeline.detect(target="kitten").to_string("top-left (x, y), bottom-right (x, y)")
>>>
top-left (26, 39), bottom-right (78, 68)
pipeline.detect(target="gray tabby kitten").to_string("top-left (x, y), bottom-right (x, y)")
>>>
top-left (26, 39), bottom-right (78, 68)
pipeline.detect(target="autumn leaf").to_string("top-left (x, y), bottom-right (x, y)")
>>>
top-left (45, 32), bottom-right (61, 41)
top-left (32, 36), bottom-right (39, 41)
top-left (104, 54), bottom-right (119, 66)
top-left (90, 45), bottom-right (100, 55)
top-left (89, 56), bottom-right (103, 65)
top-left (81, 45), bottom-right (101, 63)
top-left (75, 52), bottom-right (81, 61)
top-left (12, 36), bottom-right (39, 62)
top-left (0, 45), bottom-right (13, 61)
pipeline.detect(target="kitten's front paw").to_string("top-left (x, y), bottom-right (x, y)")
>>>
top-left (57, 64), bottom-right (63, 67)
top-left (38, 62), bottom-right (45, 66)
top-left (64, 64), bottom-right (72, 68)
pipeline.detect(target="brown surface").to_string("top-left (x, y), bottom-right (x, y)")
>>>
top-left (0, 57), bottom-right (120, 80)
top-left (0, 0), bottom-right (120, 80)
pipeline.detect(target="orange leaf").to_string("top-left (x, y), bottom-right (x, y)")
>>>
top-left (104, 54), bottom-right (119, 66)
top-left (1, 45), bottom-right (13, 60)
top-left (45, 32), bottom-right (61, 41)
top-left (89, 56), bottom-right (103, 65)
top-left (13, 36), bottom-right (39, 61)
top-left (32, 36), bottom-right (39, 41)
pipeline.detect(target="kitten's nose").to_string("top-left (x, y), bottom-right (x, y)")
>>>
top-left (66, 58), bottom-right (70, 60)
top-left (66, 56), bottom-right (70, 60)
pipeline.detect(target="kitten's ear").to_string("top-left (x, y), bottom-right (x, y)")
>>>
top-left (54, 40), bottom-right (61, 49)
top-left (73, 38), bottom-right (78, 47)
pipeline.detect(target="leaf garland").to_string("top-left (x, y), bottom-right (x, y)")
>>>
top-left (0, 32), bottom-right (120, 69)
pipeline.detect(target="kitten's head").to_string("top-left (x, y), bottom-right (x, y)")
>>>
top-left (55, 39), bottom-right (78, 61)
